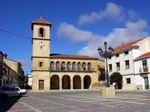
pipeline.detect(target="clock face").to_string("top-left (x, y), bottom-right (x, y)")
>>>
top-left (39, 41), bottom-right (44, 48)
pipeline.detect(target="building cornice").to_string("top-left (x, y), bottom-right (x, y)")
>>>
top-left (32, 56), bottom-right (50, 58)
top-left (32, 70), bottom-right (50, 72)
top-left (32, 38), bottom-right (50, 41)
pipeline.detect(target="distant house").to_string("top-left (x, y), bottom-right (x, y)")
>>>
top-left (28, 75), bottom-right (32, 86)
top-left (0, 51), bottom-right (24, 88)
top-left (108, 37), bottom-right (150, 90)
top-left (134, 52), bottom-right (150, 90)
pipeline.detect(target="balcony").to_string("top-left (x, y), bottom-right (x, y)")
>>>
top-left (50, 68), bottom-right (95, 73)
top-left (139, 66), bottom-right (149, 74)
top-left (143, 67), bottom-right (149, 73)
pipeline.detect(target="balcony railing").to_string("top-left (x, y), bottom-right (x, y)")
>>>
top-left (50, 68), bottom-right (95, 73)
top-left (143, 67), bottom-right (148, 73)
top-left (139, 66), bottom-right (149, 73)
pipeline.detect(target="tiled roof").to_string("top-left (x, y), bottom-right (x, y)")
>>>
top-left (50, 54), bottom-right (98, 60)
top-left (114, 38), bottom-right (145, 53)
top-left (135, 52), bottom-right (150, 60)
top-left (32, 17), bottom-right (52, 26)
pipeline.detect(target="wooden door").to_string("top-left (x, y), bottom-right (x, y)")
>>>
top-left (39, 80), bottom-right (44, 90)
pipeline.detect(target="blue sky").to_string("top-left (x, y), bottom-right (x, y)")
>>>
top-left (0, 0), bottom-right (150, 74)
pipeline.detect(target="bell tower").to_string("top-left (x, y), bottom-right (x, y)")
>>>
top-left (31, 17), bottom-right (52, 91)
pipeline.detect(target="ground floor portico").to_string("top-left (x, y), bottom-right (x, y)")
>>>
top-left (50, 72), bottom-right (95, 90)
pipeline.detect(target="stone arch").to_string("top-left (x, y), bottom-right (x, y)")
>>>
top-left (62, 75), bottom-right (70, 89)
top-left (73, 75), bottom-right (81, 89)
top-left (84, 75), bottom-right (91, 89)
top-left (50, 75), bottom-right (59, 90)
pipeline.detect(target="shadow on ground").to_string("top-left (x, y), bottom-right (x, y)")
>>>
top-left (0, 97), bottom-right (20, 112)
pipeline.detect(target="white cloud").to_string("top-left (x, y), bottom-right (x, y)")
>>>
top-left (58, 19), bottom-right (148, 57)
top-left (128, 10), bottom-right (139, 21)
top-left (79, 19), bottom-right (148, 57)
top-left (57, 23), bottom-right (101, 42)
top-left (78, 2), bottom-right (124, 24)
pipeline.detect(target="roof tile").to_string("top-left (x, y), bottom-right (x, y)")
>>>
top-left (50, 54), bottom-right (98, 60)
top-left (114, 38), bottom-right (145, 53)
top-left (32, 17), bottom-right (52, 25)
top-left (135, 52), bottom-right (150, 60)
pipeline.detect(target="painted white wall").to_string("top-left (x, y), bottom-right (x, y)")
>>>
top-left (107, 37), bottom-right (150, 90)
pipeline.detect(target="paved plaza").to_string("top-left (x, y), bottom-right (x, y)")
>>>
top-left (1, 90), bottom-right (150, 112)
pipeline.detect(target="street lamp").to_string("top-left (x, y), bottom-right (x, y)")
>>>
top-left (98, 41), bottom-right (114, 87)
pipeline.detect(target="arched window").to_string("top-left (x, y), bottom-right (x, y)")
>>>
top-left (77, 62), bottom-right (81, 71)
top-left (67, 62), bottom-right (71, 71)
top-left (72, 62), bottom-right (76, 71)
top-left (87, 63), bottom-right (91, 71)
top-left (61, 62), bottom-right (66, 71)
top-left (56, 61), bottom-right (60, 71)
top-left (38, 28), bottom-right (45, 37)
top-left (82, 62), bottom-right (86, 71)
top-left (50, 61), bottom-right (54, 70)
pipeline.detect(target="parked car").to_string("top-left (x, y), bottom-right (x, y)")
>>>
top-left (0, 91), bottom-right (7, 100)
top-left (2, 85), bottom-right (27, 98)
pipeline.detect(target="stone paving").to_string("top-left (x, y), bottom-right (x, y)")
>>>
top-left (1, 90), bottom-right (150, 112)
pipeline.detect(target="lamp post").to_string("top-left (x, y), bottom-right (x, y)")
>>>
top-left (98, 41), bottom-right (114, 87)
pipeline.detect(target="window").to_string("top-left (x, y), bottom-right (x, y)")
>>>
top-left (56, 61), bottom-right (60, 70)
top-left (39, 62), bottom-right (43, 67)
top-left (108, 56), bottom-right (112, 59)
top-left (72, 62), bottom-right (76, 71)
top-left (67, 62), bottom-right (71, 71)
top-left (125, 60), bottom-right (130, 69)
top-left (116, 62), bottom-right (120, 71)
top-left (125, 51), bottom-right (129, 55)
top-left (77, 62), bottom-right (81, 71)
top-left (142, 60), bottom-right (148, 72)
top-left (116, 54), bottom-right (119, 57)
top-left (38, 28), bottom-right (45, 37)
top-left (109, 64), bottom-right (112, 72)
top-left (87, 63), bottom-right (91, 71)
top-left (61, 62), bottom-right (65, 71)
top-left (50, 62), bottom-right (54, 70)
top-left (82, 62), bottom-right (86, 71)
top-left (126, 78), bottom-right (131, 84)
top-left (142, 60), bottom-right (147, 68)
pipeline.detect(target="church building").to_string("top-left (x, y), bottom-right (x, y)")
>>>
top-left (31, 18), bottom-right (104, 91)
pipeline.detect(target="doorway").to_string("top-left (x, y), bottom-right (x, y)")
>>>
top-left (39, 80), bottom-right (44, 90)
top-left (144, 77), bottom-right (149, 89)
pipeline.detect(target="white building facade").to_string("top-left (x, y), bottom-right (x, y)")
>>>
top-left (134, 52), bottom-right (150, 90)
top-left (108, 37), bottom-right (150, 90)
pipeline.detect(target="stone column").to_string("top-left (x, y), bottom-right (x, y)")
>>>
top-left (59, 77), bottom-right (62, 90)
top-left (71, 77), bottom-right (73, 90)
top-left (81, 77), bottom-right (84, 90)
